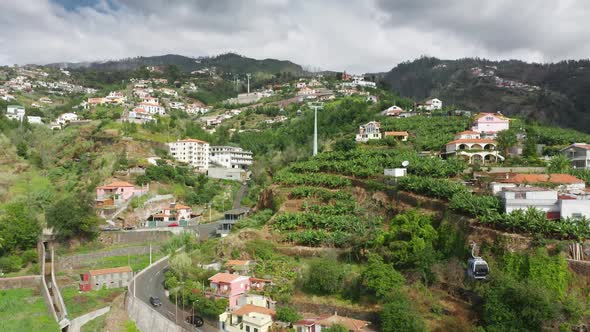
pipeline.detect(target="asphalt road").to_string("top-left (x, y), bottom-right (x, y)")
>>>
top-left (133, 257), bottom-right (218, 332)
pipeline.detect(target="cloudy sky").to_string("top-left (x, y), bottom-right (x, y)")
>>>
top-left (1, 0), bottom-right (589, 73)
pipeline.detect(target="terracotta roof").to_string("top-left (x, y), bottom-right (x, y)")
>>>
top-left (231, 304), bottom-right (275, 316)
top-left (384, 131), bottom-right (409, 137)
top-left (501, 173), bottom-right (584, 184)
top-left (89, 266), bottom-right (132, 276)
top-left (317, 314), bottom-right (371, 331)
top-left (209, 273), bottom-right (248, 283)
top-left (457, 130), bottom-right (479, 135)
top-left (250, 277), bottom-right (272, 283)
top-left (563, 143), bottom-right (590, 150)
top-left (176, 138), bottom-right (208, 144)
top-left (446, 138), bottom-right (497, 145)
top-left (97, 181), bottom-right (135, 189)
top-left (173, 204), bottom-right (191, 210)
top-left (294, 319), bottom-right (317, 326)
top-left (226, 260), bottom-right (251, 266)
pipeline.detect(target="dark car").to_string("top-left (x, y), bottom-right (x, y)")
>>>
top-left (186, 315), bottom-right (204, 327)
top-left (149, 296), bottom-right (162, 307)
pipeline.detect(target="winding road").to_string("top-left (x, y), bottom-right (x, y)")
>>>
top-left (133, 256), bottom-right (218, 332)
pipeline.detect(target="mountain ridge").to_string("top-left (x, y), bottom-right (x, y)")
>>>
top-left (379, 56), bottom-right (590, 133)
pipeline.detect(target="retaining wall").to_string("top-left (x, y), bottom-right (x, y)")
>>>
top-left (57, 245), bottom-right (161, 270)
top-left (0, 275), bottom-right (41, 290)
top-left (126, 294), bottom-right (184, 332)
top-left (99, 230), bottom-right (173, 245)
top-left (69, 306), bottom-right (110, 332)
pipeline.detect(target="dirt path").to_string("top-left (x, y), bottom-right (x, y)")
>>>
top-left (103, 292), bottom-right (128, 332)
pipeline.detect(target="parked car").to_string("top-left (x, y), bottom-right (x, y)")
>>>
top-left (150, 296), bottom-right (162, 307)
top-left (186, 315), bottom-right (204, 327)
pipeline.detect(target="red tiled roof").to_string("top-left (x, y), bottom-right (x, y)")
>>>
top-left (250, 277), bottom-right (272, 283)
top-left (97, 181), bottom-right (135, 189)
top-left (446, 138), bottom-right (497, 145)
top-left (89, 266), bottom-right (132, 276)
top-left (177, 138), bottom-right (208, 144)
top-left (457, 130), bottom-right (479, 135)
top-left (384, 131), bottom-right (409, 137)
top-left (501, 173), bottom-right (584, 184)
top-left (295, 319), bottom-right (317, 326)
top-left (209, 273), bottom-right (247, 283)
top-left (231, 304), bottom-right (275, 316)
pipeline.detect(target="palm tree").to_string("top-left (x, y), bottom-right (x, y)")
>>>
top-left (496, 129), bottom-right (518, 157)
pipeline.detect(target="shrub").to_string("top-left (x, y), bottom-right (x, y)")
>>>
top-left (275, 306), bottom-right (302, 324)
top-left (0, 255), bottom-right (23, 272)
top-left (380, 293), bottom-right (427, 332)
top-left (304, 258), bottom-right (346, 295)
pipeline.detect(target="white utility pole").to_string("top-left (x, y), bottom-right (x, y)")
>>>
top-left (309, 103), bottom-right (324, 156)
top-left (246, 73), bottom-right (251, 94)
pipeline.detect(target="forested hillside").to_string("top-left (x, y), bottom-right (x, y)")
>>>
top-left (380, 57), bottom-right (590, 133)
top-left (48, 53), bottom-right (305, 75)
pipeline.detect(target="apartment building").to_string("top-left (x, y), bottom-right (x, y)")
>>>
top-left (168, 138), bottom-right (210, 171)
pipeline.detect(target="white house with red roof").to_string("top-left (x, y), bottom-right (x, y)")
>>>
top-left (417, 98), bottom-right (442, 111)
top-left (491, 173), bottom-right (586, 195)
top-left (471, 112), bottom-right (510, 136)
top-left (383, 105), bottom-right (404, 117)
top-left (384, 131), bottom-right (409, 141)
top-left (127, 107), bottom-right (155, 124)
top-left (167, 138), bottom-right (210, 171)
top-left (355, 121), bottom-right (382, 142)
top-left (499, 186), bottom-right (590, 220)
top-left (138, 102), bottom-right (166, 116)
top-left (445, 134), bottom-right (503, 164)
top-left (142, 96), bottom-right (159, 104)
top-left (561, 143), bottom-right (590, 169)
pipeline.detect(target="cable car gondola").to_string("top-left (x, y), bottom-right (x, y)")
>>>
top-left (467, 243), bottom-right (489, 280)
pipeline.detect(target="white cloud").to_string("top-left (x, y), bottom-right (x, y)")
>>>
top-left (0, 0), bottom-right (589, 73)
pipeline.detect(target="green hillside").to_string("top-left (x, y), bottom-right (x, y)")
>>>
top-left (381, 57), bottom-right (590, 133)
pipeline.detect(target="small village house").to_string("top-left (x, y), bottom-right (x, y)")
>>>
top-left (218, 304), bottom-right (275, 332)
top-left (355, 121), bottom-right (382, 142)
top-left (561, 143), bottom-right (590, 169)
top-left (207, 273), bottom-right (253, 308)
top-left (79, 266), bottom-right (133, 291)
top-left (417, 98), bottom-right (442, 111)
top-left (470, 112), bottom-right (509, 136)
top-left (500, 187), bottom-right (590, 220)
top-left (95, 181), bottom-right (148, 207)
top-left (490, 173), bottom-right (585, 195)
top-left (384, 131), bottom-right (409, 141)
top-left (294, 313), bottom-right (374, 332)
top-left (445, 131), bottom-right (503, 164)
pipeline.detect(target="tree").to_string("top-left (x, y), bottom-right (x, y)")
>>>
top-left (304, 258), bottom-right (346, 295)
top-left (372, 210), bottom-right (437, 269)
top-left (0, 201), bottom-right (41, 254)
top-left (165, 64), bottom-right (181, 82)
top-left (275, 306), bottom-right (302, 324)
top-left (380, 294), bottom-right (426, 332)
top-left (170, 252), bottom-right (192, 279)
top-left (16, 142), bottom-right (28, 159)
top-left (497, 129), bottom-right (518, 157)
top-left (45, 195), bottom-right (99, 241)
top-left (361, 254), bottom-right (405, 299)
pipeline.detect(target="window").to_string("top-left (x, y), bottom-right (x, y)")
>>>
top-left (254, 328), bottom-right (258, 332)
top-left (246, 326), bottom-right (250, 332)
top-left (515, 192), bottom-right (526, 199)
top-left (486, 116), bottom-right (493, 121)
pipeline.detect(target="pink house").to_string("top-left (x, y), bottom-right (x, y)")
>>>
top-left (207, 273), bottom-right (252, 308)
top-left (207, 273), bottom-right (272, 308)
top-left (471, 113), bottom-right (509, 135)
top-left (95, 181), bottom-right (147, 207)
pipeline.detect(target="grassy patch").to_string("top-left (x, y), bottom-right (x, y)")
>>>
top-left (0, 288), bottom-right (60, 332)
top-left (62, 285), bottom-right (125, 319)
top-left (80, 312), bottom-right (107, 332)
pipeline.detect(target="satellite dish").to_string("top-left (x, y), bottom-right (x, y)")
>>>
top-left (401, 160), bottom-right (409, 167)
